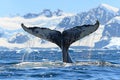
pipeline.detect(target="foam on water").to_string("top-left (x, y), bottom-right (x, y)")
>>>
top-left (14, 61), bottom-right (64, 69)
top-left (13, 60), bottom-right (120, 69)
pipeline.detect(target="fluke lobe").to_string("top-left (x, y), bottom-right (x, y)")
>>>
top-left (21, 21), bottom-right (99, 63)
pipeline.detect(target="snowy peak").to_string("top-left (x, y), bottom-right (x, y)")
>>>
top-left (58, 3), bottom-right (120, 28)
top-left (99, 4), bottom-right (119, 13)
top-left (23, 9), bottom-right (63, 19)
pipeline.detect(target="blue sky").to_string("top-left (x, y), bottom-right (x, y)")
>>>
top-left (0, 0), bottom-right (120, 17)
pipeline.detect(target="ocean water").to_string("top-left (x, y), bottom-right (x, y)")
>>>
top-left (0, 48), bottom-right (120, 80)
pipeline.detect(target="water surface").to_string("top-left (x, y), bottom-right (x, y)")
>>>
top-left (0, 48), bottom-right (120, 80)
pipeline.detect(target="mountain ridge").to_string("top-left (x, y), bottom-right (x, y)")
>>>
top-left (23, 9), bottom-right (63, 19)
top-left (0, 4), bottom-right (120, 49)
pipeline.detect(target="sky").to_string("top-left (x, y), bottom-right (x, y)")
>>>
top-left (0, 0), bottom-right (120, 17)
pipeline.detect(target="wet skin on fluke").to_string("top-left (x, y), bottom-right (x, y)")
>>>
top-left (21, 20), bottom-right (99, 63)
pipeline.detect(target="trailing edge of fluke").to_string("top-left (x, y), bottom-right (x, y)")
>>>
top-left (21, 20), bottom-right (99, 63)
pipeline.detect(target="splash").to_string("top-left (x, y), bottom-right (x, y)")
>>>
top-left (21, 36), bottom-right (36, 62)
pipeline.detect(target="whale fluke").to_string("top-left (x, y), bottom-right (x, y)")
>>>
top-left (21, 24), bottom-right (62, 48)
top-left (21, 20), bottom-right (99, 63)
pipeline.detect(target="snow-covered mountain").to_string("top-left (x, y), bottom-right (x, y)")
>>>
top-left (95, 16), bottom-right (120, 49)
top-left (58, 4), bottom-right (120, 29)
top-left (23, 9), bottom-right (63, 19)
top-left (58, 4), bottom-right (120, 49)
top-left (0, 4), bottom-right (120, 49)
top-left (0, 10), bottom-right (74, 49)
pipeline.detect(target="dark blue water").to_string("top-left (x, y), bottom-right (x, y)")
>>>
top-left (0, 48), bottom-right (120, 80)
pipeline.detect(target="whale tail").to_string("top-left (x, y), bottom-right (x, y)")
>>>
top-left (21, 21), bottom-right (99, 63)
